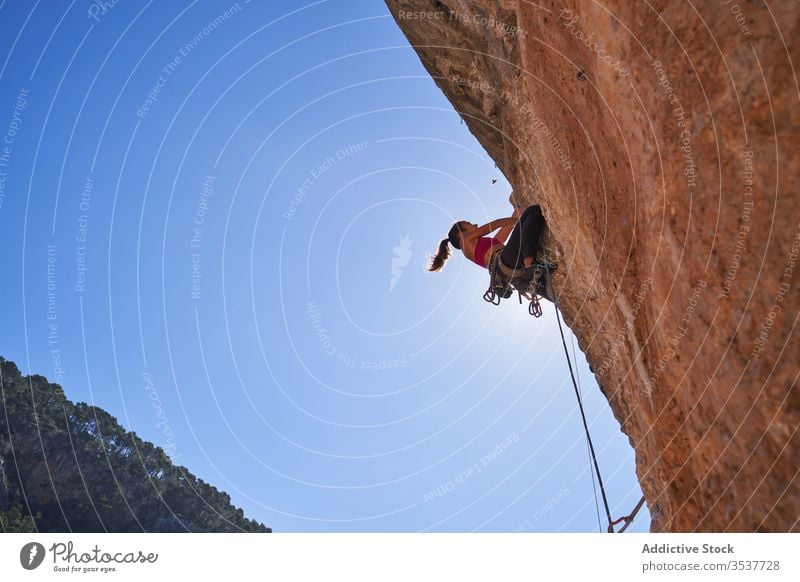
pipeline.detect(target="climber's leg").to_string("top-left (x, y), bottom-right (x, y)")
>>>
top-left (501, 205), bottom-right (546, 270)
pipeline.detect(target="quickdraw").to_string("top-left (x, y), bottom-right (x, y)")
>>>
top-left (608, 496), bottom-right (647, 533)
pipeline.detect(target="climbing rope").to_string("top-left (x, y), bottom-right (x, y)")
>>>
top-left (479, 245), bottom-right (646, 531)
top-left (542, 262), bottom-right (646, 533)
top-left (571, 327), bottom-right (604, 532)
top-left (548, 268), bottom-right (614, 530)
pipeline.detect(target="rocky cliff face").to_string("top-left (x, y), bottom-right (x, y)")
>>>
top-left (386, 0), bottom-right (799, 531)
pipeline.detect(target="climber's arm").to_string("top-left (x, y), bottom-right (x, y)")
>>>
top-left (463, 217), bottom-right (516, 241)
top-left (494, 208), bottom-right (522, 243)
top-left (494, 222), bottom-right (515, 244)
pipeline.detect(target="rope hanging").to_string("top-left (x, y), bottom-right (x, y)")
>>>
top-left (480, 251), bottom-right (647, 532)
top-left (543, 263), bottom-right (646, 533)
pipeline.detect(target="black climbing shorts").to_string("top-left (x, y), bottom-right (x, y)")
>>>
top-left (500, 204), bottom-right (546, 270)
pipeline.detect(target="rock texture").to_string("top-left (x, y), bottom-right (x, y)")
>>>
top-left (387, 0), bottom-right (799, 531)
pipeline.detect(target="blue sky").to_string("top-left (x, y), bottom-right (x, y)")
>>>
top-left (0, 0), bottom-right (648, 532)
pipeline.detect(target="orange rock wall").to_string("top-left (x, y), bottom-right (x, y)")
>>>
top-left (386, 0), bottom-right (799, 531)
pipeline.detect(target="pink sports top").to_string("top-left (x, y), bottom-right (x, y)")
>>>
top-left (472, 236), bottom-right (502, 268)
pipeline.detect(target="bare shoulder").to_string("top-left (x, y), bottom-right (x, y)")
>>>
top-left (461, 237), bottom-right (476, 260)
top-left (461, 229), bottom-right (481, 243)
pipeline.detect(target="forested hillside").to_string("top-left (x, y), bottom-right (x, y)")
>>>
top-left (0, 357), bottom-right (270, 532)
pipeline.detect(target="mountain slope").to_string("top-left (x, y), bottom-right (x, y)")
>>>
top-left (0, 356), bottom-right (270, 533)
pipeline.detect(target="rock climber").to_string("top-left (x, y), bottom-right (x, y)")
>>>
top-left (427, 203), bottom-right (547, 275)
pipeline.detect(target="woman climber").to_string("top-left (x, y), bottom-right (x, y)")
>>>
top-left (427, 203), bottom-right (547, 275)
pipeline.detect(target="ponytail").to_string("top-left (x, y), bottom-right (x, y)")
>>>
top-left (428, 238), bottom-right (451, 272)
top-left (428, 222), bottom-right (465, 272)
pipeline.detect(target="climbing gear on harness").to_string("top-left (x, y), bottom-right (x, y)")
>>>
top-left (529, 293), bottom-right (542, 317)
top-left (482, 248), bottom-right (557, 317)
top-left (482, 256), bottom-right (514, 304)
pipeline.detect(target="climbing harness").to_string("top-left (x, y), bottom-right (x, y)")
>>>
top-left (482, 248), bottom-right (556, 317)
top-left (543, 261), bottom-right (646, 534)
